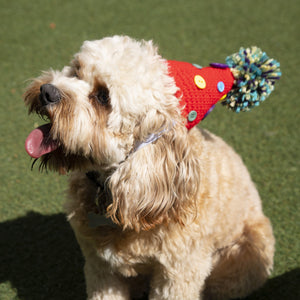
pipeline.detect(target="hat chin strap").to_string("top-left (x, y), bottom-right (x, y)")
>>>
top-left (132, 123), bottom-right (174, 153)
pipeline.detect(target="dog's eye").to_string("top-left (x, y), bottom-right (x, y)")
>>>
top-left (95, 87), bottom-right (110, 105)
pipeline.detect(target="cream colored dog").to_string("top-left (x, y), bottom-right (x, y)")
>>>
top-left (24, 36), bottom-right (274, 300)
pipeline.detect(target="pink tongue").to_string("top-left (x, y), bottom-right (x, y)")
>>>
top-left (25, 123), bottom-right (58, 158)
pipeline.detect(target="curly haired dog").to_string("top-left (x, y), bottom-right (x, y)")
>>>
top-left (24, 36), bottom-right (274, 300)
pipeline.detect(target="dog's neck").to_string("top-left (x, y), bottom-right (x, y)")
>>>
top-left (85, 123), bottom-right (175, 228)
top-left (85, 171), bottom-right (118, 228)
top-left (86, 171), bottom-right (112, 213)
top-left (131, 123), bottom-right (174, 153)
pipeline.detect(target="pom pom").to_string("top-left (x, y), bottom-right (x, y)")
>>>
top-left (223, 47), bottom-right (281, 112)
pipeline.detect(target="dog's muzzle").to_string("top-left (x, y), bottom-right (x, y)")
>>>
top-left (39, 84), bottom-right (61, 106)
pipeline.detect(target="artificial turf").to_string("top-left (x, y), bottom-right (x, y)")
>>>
top-left (0, 0), bottom-right (299, 299)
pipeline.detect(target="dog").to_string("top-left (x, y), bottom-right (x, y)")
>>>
top-left (24, 36), bottom-right (275, 300)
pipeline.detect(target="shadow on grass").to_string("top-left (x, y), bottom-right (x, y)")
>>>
top-left (0, 212), bottom-right (86, 300)
top-left (243, 267), bottom-right (300, 300)
top-left (0, 212), bottom-right (299, 300)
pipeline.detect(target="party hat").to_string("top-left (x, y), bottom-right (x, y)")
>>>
top-left (168, 47), bottom-right (281, 129)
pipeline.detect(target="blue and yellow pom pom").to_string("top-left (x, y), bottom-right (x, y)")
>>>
top-left (223, 47), bottom-right (281, 112)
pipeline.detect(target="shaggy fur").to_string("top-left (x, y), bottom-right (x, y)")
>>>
top-left (24, 36), bottom-right (274, 300)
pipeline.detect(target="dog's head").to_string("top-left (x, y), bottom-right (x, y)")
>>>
top-left (24, 36), bottom-right (200, 231)
top-left (24, 36), bottom-right (182, 170)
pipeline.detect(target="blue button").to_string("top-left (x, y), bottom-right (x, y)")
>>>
top-left (217, 81), bottom-right (225, 93)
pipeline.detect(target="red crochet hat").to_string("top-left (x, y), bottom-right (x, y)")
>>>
top-left (168, 47), bottom-right (281, 130)
top-left (168, 61), bottom-right (234, 129)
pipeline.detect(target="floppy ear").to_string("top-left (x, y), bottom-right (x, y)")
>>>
top-left (107, 125), bottom-right (201, 232)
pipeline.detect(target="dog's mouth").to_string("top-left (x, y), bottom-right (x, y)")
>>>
top-left (25, 123), bottom-right (59, 158)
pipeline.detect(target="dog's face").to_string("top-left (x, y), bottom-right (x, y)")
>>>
top-left (24, 36), bottom-right (199, 230)
top-left (24, 36), bottom-right (180, 172)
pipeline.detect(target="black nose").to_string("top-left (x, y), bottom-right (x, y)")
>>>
top-left (39, 84), bottom-right (61, 106)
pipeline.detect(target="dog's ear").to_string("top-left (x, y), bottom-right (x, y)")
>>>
top-left (107, 125), bottom-right (201, 232)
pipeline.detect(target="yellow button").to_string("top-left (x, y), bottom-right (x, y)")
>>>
top-left (219, 94), bottom-right (227, 101)
top-left (194, 75), bottom-right (206, 89)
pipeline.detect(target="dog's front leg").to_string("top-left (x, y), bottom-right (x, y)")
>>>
top-left (149, 254), bottom-right (212, 300)
top-left (84, 260), bottom-right (130, 300)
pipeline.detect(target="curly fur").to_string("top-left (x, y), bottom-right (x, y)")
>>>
top-left (24, 35), bottom-right (274, 300)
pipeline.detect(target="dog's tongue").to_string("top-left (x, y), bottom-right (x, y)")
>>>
top-left (25, 123), bottom-right (58, 158)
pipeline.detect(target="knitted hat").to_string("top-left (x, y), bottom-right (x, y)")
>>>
top-left (168, 47), bottom-right (281, 130)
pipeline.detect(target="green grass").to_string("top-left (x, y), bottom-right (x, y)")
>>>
top-left (0, 0), bottom-right (299, 299)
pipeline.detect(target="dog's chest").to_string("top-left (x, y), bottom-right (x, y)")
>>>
top-left (98, 243), bottom-right (156, 277)
top-left (68, 172), bottom-right (164, 277)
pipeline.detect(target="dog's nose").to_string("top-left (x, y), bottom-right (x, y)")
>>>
top-left (39, 84), bottom-right (61, 106)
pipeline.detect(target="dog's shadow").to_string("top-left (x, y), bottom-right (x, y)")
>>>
top-left (243, 267), bottom-right (300, 300)
top-left (0, 212), bottom-right (299, 300)
top-left (0, 212), bottom-right (86, 300)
